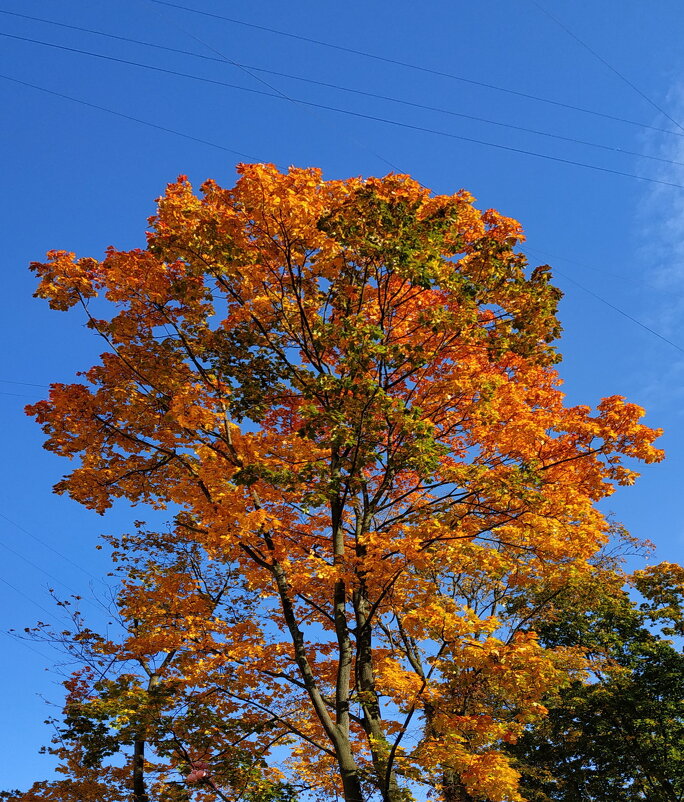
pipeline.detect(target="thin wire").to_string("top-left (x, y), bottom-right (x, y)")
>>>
top-left (147, 0), bottom-right (684, 139)
top-left (528, 246), bottom-right (649, 283)
top-left (529, 0), bottom-right (684, 134)
top-left (0, 510), bottom-right (100, 581)
top-left (525, 248), bottom-right (684, 354)
top-left (0, 379), bottom-right (49, 388)
top-left (0, 532), bottom-right (106, 614)
top-left (0, 537), bottom-right (88, 598)
top-left (4, 32), bottom-right (684, 190)
top-left (2, 15), bottom-right (683, 170)
top-left (2, 24), bottom-right (681, 376)
top-left (142, 0), bottom-right (401, 172)
top-left (0, 72), bottom-right (263, 160)
top-left (3, 33), bottom-right (684, 361)
top-left (558, 269), bottom-right (684, 352)
top-left (0, 574), bottom-right (59, 620)
top-left (0, 628), bottom-right (57, 664)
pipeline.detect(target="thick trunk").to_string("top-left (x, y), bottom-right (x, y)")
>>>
top-left (423, 704), bottom-right (474, 802)
top-left (335, 740), bottom-right (366, 802)
top-left (132, 736), bottom-right (149, 802)
top-left (354, 585), bottom-right (403, 802)
top-left (442, 769), bottom-right (475, 802)
top-left (256, 530), bottom-right (366, 802)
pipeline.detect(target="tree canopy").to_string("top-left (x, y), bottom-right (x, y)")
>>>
top-left (512, 561), bottom-right (684, 801)
top-left (22, 164), bottom-right (663, 801)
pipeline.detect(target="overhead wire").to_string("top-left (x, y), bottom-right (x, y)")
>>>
top-left (529, 0), bottom-right (684, 134)
top-left (557, 270), bottom-right (684, 354)
top-left (0, 534), bottom-right (102, 612)
top-left (0, 574), bottom-right (63, 620)
top-left (1, 14), bottom-right (684, 171)
top-left (524, 1), bottom-right (684, 353)
top-left (144, 0), bottom-right (684, 359)
top-left (141, 0), bottom-right (401, 172)
top-left (1, 628), bottom-right (58, 664)
top-left (0, 72), bottom-right (262, 160)
top-left (146, 0), bottom-right (684, 139)
top-left (0, 390), bottom-right (38, 398)
top-left (3, 8), bottom-right (682, 352)
top-left (0, 379), bottom-right (48, 388)
top-left (0, 510), bottom-right (101, 581)
top-left (2, 13), bottom-right (681, 390)
top-left (0, 33), bottom-right (680, 356)
top-left (4, 31), bottom-right (684, 190)
top-left (525, 247), bottom-right (684, 354)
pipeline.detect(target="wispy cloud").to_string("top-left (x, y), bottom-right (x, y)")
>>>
top-left (637, 84), bottom-right (684, 296)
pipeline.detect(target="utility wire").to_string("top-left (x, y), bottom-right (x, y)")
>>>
top-left (2, 22), bottom-right (682, 372)
top-left (530, 0), bottom-right (684, 134)
top-left (0, 72), bottom-right (262, 160)
top-left (0, 574), bottom-right (61, 620)
top-left (4, 32), bottom-right (684, 190)
top-left (525, 248), bottom-right (684, 354)
top-left (528, 246), bottom-right (646, 283)
top-left (0, 535), bottom-right (97, 606)
top-left (2, 14), bottom-right (683, 170)
top-left (1, 628), bottom-right (57, 664)
top-left (0, 510), bottom-right (100, 581)
top-left (0, 390), bottom-right (37, 398)
top-left (0, 380), bottom-right (105, 600)
top-left (2, 32), bottom-right (684, 354)
top-left (0, 379), bottom-right (48, 388)
top-left (143, 0), bottom-right (401, 171)
top-left (147, 0), bottom-right (684, 138)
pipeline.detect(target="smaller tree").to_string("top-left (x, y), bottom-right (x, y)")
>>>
top-left (511, 562), bottom-right (684, 802)
top-left (7, 524), bottom-right (299, 802)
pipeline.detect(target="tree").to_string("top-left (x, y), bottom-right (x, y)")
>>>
top-left (27, 163), bottom-right (663, 801)
top-left (511, 562), bottom-right (684, 801)
top-left (7, 525), bottom-right (299, 802)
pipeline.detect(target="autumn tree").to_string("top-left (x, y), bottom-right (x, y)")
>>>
top-left (7, 525), bottom-right (299, 802)
top-left (27, 164), bottom-right (663, 802)
top-left (511, 562), bottom-right (684, 801)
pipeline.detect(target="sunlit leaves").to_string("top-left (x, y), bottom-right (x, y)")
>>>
top-left (24, 164), bottom-right (664, 801)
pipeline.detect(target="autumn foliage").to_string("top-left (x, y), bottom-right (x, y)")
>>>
top-left (25, 164), bottom-right (663, 801)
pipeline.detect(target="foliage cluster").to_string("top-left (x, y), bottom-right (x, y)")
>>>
top-left (7, 165), bottom-right (672, 801)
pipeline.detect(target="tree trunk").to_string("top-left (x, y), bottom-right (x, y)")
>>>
top-left (354, 584), bottom-right (403, 802)
top-left (423, 703), bottom-right (475, 802)
top-left (132, 735), bottom-right (149, 802)
top-left (442, 769), bottom-right (476, 802)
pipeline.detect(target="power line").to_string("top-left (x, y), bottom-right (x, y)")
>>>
top-left (527, 246), bottom-right (646, 283)
top-left (0, 510), bottom-right (100, 581)
top-left (0, 574), bottom-right (60, 620)
top-left (147, 0), bottom-right (684, 139)
top-left (530, 0), bottom-right (684, 134)
top-left (0, 379), bottom-right (49, 388)
top-left (2, 23), bottom-right (682, 368)
top-left (0, 390), bottom-right (37, 398)
top-left (0, 72), bottom-right (262, 160)
top-left (2, 14), bottom-right (683, 171)
top-left (4, 31), bottom-right (684, 191)
top-left (0, 535), bottom-right (93, 603)
top-left (144, 0), bottom-right (401, 172)
top-left (0, 515), bottom-right (112, 615)
top-left (1, 628), bottom-right (57, 664)
top-left (525, 248), bottom-right (684, 354)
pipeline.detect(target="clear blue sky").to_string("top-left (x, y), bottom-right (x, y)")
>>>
top-left (2, 0), bottom-right (684, 791)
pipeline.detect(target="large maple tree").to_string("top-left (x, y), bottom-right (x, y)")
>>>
top-left (27, 164), bottom-right (663, 801)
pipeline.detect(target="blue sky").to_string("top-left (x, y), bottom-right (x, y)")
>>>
top-left (2, 0), bottom-right (684, 790)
